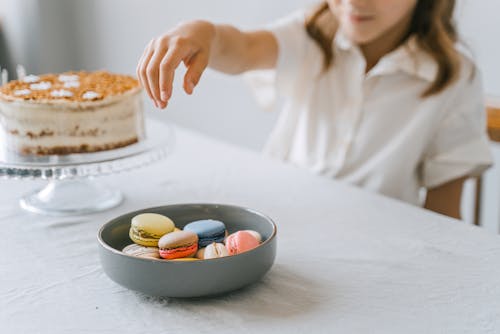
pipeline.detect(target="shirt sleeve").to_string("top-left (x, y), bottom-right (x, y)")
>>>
top-left (243, 10), bottom-right (323, 111)
top-left (421, 67), bottom-right (493, 188)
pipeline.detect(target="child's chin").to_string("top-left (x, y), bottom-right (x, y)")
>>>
top-left (343, 30), bottom-right (378, 45)
top-left (339, 23), bottom-right (379, 42)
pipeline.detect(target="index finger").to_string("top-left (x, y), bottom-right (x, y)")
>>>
top-left (159, 45), bottom-right (193, 103)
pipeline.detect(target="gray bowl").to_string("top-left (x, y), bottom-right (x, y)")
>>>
top-left (97, 203), bottom-right (277, 297)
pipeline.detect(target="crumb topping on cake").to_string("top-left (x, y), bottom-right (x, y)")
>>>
top-left (0, 71), bottom-right (139, 102)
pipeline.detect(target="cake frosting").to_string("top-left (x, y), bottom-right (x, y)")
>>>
top-left (0, 71), bottom-right (144, 155)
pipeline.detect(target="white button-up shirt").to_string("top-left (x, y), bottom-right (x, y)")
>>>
top-left (246, 11), bottom-right (492, 206)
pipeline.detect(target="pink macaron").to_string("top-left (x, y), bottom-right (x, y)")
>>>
top-left (225, 231), bottom-right (260, 255)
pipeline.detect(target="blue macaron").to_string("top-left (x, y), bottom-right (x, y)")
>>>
top-left (183, 219), bottom-right (226, 248)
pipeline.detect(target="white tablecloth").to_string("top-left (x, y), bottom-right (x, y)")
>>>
top-left (1, 122), bottom-right (500, 333)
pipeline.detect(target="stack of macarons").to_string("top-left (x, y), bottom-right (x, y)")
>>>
top-left (122, 212), bottom-right (262, 261)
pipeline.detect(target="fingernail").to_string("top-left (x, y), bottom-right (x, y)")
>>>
top-left (188, 81), bottom-right (195, 93)
top-left (161, 91), bottom-right (167, 102)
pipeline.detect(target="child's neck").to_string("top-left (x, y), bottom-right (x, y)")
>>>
top-left (359, 15), bottom-right (413, 73)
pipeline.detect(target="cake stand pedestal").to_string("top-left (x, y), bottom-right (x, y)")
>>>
top-left (0, 120), bottom-right (174, 216)
top-left (19, 178), bottom-right (123, 215)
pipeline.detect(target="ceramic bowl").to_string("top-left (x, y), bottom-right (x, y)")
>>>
top-left (98, 203), bottom-right (277, 297)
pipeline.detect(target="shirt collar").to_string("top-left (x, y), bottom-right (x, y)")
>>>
top-left (333, 32), bottom-right (438, 82)
top-left (333, 30), bottom-right (354, 51)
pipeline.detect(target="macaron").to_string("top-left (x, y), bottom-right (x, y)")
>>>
top-left (197, 243), bottom-right (229, 260)
top-left (195, 247), bottom-right (206, 259)
top-left (129, 213), bottom-right (175, 247)
top-left (225, 231), bottom-right (260, 255)
top-left (203, 242), bottom-right (229, 259)
top-left (170, 258), bottom-right (199, 262)
top-left (158, 230), bottom-right (198, 260)
top-left (122, 244), bottom-right (161, 259)
top-left (242, 230), bottom-right (262, 242)
top-left (184, 219), bottom-right (227, 247)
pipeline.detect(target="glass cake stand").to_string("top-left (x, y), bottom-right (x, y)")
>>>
top-left (0, 120), bottom-right (174, 216)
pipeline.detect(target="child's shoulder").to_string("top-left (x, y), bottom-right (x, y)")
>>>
top-left (455, 43), bottom-right (479, 78)
top-left (420, 41), bottom-right (480, 93)
top-left (435, 46), bottom-right (484, 116)
top-left (451, 46), bottom-right (482, 96)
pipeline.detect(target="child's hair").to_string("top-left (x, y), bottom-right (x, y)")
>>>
top-left (305, 1), bottom-right (461, 97)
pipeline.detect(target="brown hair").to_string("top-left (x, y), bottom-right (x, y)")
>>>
top-left (305, 1), bottom-right (461, 97)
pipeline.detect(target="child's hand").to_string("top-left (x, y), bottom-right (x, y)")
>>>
top-left (137, 20), bottom-right (216, 109)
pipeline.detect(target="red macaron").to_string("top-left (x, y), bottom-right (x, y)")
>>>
top-left (158, 230), bottom-right (198, 260)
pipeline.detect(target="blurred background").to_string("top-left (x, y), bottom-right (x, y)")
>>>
top-left (0, 0), bottom-right (499, 228)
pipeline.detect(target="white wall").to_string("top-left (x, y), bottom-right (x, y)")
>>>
top-left (0, 0), bottom-right (78, 75)
top-left (456, 0), bottom-right (500, 230)
top-left (0, 0), bottom-right (38, 75)
top-left (456, 0), bottom-right (500, 96)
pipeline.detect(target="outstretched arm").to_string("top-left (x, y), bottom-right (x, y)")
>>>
top-left (136, 21), bottom-right (278, 109)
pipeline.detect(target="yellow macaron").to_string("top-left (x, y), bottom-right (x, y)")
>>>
top-left (129, 213), bottom-right (175, 247)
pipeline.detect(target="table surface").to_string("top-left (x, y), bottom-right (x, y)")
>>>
top-left (2, 121), bottom-right (500, 333)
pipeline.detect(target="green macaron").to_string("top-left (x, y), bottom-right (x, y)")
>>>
top-left (129, 213), bottom-right (175, 247)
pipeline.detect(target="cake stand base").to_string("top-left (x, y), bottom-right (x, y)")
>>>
top-left (20, 178), bottom-right (123, 216)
